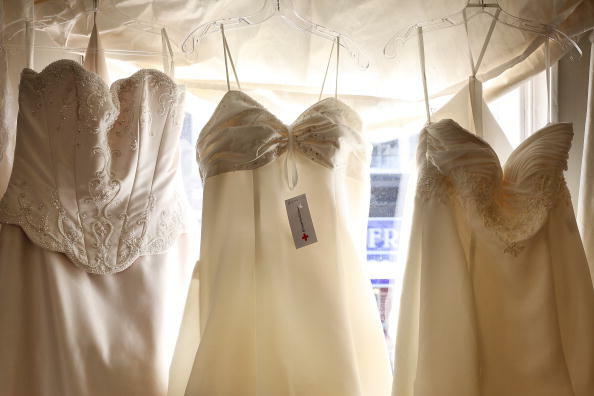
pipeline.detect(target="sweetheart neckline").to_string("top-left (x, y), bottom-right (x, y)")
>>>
top-left (21, 58), bottom-right (179, 92)
top-left (426, 118), bottom-right (573, 172)
top-left (213, 89), bottom-right (361, 129)
top-left (420, 117), bottom-right (574, 251)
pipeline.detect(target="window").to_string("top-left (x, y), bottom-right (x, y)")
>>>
top-left (367, 134), bottom-right (417, 355)
top-left (488, 68), bottom-right (553, 145)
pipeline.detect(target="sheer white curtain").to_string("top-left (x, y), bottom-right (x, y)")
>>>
top-left (1, 1), bottom-right (593, 390)
top-left (1, 1), bottom-right (593, 181)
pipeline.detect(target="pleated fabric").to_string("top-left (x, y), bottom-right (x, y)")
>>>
top-left (393, 119), bottom-right (594, 396)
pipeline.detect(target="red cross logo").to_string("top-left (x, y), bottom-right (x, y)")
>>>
top-left (301, 233), bottom-right (309, 241)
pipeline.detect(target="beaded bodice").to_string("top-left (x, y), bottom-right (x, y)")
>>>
top-left (0, 59), bottom-right (188, 274)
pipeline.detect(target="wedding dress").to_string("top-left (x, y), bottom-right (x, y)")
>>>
top-left (178, 33), bottom-right (392, 396)
top-left (0, 21), bottom-right (195, 396)
top-left (393, 29), bottom-right (594, 395)
top-left (393, 119), bottom-right (594, 396)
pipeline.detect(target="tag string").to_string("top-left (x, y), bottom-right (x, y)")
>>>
top-left (285, 128), bottom-right (299, 190)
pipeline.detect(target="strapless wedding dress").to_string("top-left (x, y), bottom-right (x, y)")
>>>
top-left (183, 90), bottom-right (393, 396)
top-left (0, 58), bottom-right (195, 396)
top-left (393, 119), bottom-right (594, 396)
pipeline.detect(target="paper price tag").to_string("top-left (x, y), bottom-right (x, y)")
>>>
top-left (285, 194), bottom-right (317, 249)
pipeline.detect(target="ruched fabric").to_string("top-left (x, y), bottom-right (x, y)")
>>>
top-left (393, 119), bottom-right (594, 396)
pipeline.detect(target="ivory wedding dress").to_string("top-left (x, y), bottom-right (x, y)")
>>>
top-left (178, 34), bottom-right (392, 396)
top-left (393, 28), bottom-right (594, 395)
top-left (393, 119), bottom-right (594, 396)
top-left (0, 22), bottom-right (195, 396)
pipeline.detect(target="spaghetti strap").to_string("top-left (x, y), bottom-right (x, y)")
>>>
top-left (83, 9), bottom-right (109, 82)
top-left (220, 25), bottom-right (241, 91)
top-left (461, 9), bottom-right (499, 137)
top-left (161, 28), bottom-right (175, 78)
top-left (318, 36), bottom-right (340, 101)
top-left (24, 19), bottom-right (34, 69)
top-left (335, 36), bottom-right (340, 99)
top-left (462, 8), bottom-right (500, 77)
top-left (468, 75), bottom-right (484, 137)
top-left (416, 26), bottom-right (431, 124)
top-left (544, 37), bottom-right (552, 124)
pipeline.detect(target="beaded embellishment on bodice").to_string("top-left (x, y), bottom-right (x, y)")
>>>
top-left (0, 59), bottom-right (188, 274)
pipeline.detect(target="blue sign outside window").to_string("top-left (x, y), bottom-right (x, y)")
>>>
top-left (367, 217), bottom-right (400, 262)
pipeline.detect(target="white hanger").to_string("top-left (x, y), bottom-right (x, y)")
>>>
top-left (181, 0), bottom-right (370, 69)
top-left (391, 0), bottom-right (579, 131)
top-left (383, 0), bottom-right (581, 60)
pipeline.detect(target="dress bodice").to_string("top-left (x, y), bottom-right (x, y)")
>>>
top-left (197, 90), bottom-right (370, 184)
top-left (418, 118), bottom-right (573, 254)
top-left (0, 59), bottom-right (187, 274)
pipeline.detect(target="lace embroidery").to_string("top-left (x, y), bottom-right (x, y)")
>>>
top-left (417, 120), bottom-right (573, 256)
top-left (449, 170), bottom-right (567, 256)
top-left (0, 187), bottom-right (185, 273)
top-left (416, 161), bottom-right (449, 204)
top-left (0, 59), bottom-right (188, 274)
